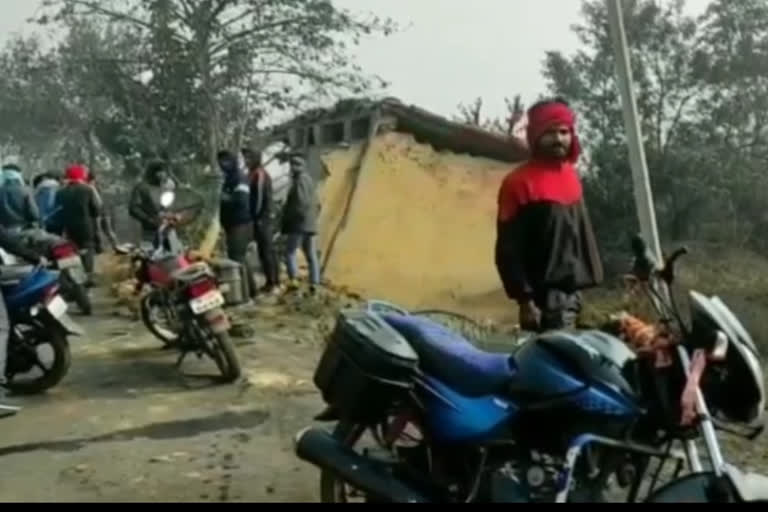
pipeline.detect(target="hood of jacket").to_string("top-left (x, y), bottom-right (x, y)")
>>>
top-left (2, 169), bottom-right (24, 186)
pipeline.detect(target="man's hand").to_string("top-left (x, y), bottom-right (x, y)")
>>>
top-left (518, 299), bottom-right (541, 331)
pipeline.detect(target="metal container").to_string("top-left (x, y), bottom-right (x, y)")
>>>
top-left (210, 258), bottom-right (246, 306)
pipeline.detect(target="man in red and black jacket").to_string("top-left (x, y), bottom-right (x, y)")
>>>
top-left (495, 98), bottom-right (604, 331)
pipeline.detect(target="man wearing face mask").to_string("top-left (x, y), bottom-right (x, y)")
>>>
top-left (495, 98), bottom-right (604, 331)
top-left (129, 160), bottom-right (169, 247)
top-left (218, 150), bottom-right (259, 301)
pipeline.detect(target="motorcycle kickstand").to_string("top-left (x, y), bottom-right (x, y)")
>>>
top-left (175, 350), bottom-right (190, 368)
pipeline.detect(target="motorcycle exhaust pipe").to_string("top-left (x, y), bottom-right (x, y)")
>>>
top-left (294, 427), bottom-right (431, 503)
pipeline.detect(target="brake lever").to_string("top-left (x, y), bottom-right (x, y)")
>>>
top-left (659, 247), bottom-right (689, 284)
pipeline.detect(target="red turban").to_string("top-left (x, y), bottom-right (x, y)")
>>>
top-left (65, 164), bottom-right (88, 183)
top-left (526, 102), bottom-right (582, 162)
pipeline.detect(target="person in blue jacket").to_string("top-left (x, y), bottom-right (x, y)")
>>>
top-left (33, 171), bottom-right (62, 233)
top-left (218, 150), bottom-right (258, 301)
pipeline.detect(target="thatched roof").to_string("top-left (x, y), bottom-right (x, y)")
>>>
top-left (265, 97), bottom-right (530, 164)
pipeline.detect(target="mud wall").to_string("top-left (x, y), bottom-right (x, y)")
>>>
top-left (316, 132), bottom-right (519, 316)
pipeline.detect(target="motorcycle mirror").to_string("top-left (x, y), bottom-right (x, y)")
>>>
top-left (160, 191), bottom-right (176, 208)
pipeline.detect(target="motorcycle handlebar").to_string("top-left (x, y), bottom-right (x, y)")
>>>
top-left (631, 235), bottom-right (688, 285)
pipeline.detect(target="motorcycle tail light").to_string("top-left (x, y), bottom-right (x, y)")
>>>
top-left (187, 278), bottom-right (216, 298)
top-left (52, 243), bottom-right (76, 259)
top-left (43, 284), bottom-right (60, 304)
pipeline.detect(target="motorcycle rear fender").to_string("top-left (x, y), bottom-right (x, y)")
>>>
top-left (202, 308), bottom-right (230, 334)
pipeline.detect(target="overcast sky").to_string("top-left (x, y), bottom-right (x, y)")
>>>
top-left (0, 0), bottom-right (713, 119)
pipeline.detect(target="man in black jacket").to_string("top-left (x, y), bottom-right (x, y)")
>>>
top-left (54, 164), bottom-right (101, 281)
top-left (218, 150), bottom-right (258, 301)
top-left (129, 160), bottom-right (168, 248)
top-left (242, 148), bottom-right (280, 293)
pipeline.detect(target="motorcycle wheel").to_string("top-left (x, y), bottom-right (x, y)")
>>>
top-left (320, 421), bottom-right (365, 503)
top-left (6, 327), bottom-right (71, 395)
top-left (61, 270), bottom-right (92, 316)
top-left (140, 291), bottom-right (180, 347)
top-left (207, 331), bottom-right (241, 383)
top-left (320, 420), bottom-right (413, 503)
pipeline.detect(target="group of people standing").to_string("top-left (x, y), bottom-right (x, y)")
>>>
top-left (127, 149), bottom-right (322, 302)
top-left (216, 149), bottom-right (321, 300)
top-left (0, 162), bottom-right (117, 282)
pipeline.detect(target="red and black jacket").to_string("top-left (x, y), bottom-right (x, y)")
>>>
top-left (494, 160), bottom-right (604, 304)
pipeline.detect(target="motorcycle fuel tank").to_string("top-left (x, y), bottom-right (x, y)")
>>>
top-left (511, 330), bottom-right (641, 418)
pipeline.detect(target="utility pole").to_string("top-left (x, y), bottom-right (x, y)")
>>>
top-left (605, 0), bottom-right (663, 263)
top-left (605, 0), bottom-right (707, 474)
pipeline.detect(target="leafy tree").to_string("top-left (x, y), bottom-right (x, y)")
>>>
top-left (38, 0), bottom-right (397, 166)
top-left (541, 0), bottom-right (768, 255)
top-left (455, 95), bottom-right (525, 136)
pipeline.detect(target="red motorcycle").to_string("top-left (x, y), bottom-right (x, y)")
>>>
top-left (17, 228), bottom-right (91, 315)
top-left (132, 191), bottom-right (241, 383)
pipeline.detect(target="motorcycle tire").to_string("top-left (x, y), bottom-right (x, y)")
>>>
top-left (140, 291), bottom-right (180, 347)
top-left (62, 271), bottom-right (92, 316)
top-left (208, 331), bottom-right (241, 383)
top-left (6, 328), bottom-right (71, 395)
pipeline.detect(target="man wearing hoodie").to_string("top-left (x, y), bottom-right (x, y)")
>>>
top-left (0, 164), bottom-right (39, 232)
top-left (218, 150), bottom-right (258, 301)
top-left (281, 154), bottom-right (321, 290)
top-left (129, 160), bottom-right (168, 247)
top-left (54, 164), bottom-right (101, 280)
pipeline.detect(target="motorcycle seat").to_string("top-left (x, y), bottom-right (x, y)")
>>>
top-left (0, 265), bottom-right (34, 285)
top-left (381, 313), bottom-right (517, 397)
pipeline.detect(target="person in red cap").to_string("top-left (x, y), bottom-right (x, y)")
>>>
top-left (53, 164), bottom-right (102, 282)
top-left (495, 98), bottom-right (603, 331)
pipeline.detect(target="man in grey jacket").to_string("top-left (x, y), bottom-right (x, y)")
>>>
top-left (281, 154), bottom-right (321, 289)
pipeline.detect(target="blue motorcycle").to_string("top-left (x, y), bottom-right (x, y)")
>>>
top-left (0, 264), bottom-right (82, 394)
top-left (295, 237), bottom-right (768, 503)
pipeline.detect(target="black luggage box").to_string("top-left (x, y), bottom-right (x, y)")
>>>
top-left (314, 309), bottom-right (419, 421)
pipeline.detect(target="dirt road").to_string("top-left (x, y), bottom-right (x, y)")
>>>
top-left (0, 289), bottom-right (333, 502)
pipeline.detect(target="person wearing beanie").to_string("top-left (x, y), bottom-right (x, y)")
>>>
top-left (129, 159), bottom-right (170, 247)
top-left (53, 164), bottom-right (102, 281)
top-left (495, 98), bottom-right (603, 331)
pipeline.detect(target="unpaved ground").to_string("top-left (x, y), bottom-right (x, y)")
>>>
top-left (0, 285), bottom-right (765, 503)
top-left (0, 288), bottom-right (340, 503)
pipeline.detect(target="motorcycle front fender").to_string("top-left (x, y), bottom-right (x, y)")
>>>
top-left (645, 472), bottom-right (740, 503)
top-left (37, 308), bottom-right (84, 337)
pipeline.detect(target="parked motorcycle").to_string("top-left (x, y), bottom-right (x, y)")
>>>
top-left (132, 191), bottom-right (241, 383)
top-left (16, 228), bottom-right (91, 315)
top-left (0, 263), bottom-right (82, 394)
top-left (294, 236), bottom-right (767, 503)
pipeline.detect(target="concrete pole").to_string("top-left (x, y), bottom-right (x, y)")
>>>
top-left (605, 0), bottom-right (704, 474)
top-left (605, 0), bottom-right (663, 263)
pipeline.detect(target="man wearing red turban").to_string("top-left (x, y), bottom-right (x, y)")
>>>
top-left (53, 164), bottom-right (102, 284)
top-left (495, 98), bottom-right (603, 331)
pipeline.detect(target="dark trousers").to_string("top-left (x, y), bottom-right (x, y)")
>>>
top-left (534, 290), bottom-right (582, 331)
top-left (254, 220), bottom-right (279, 288)
top-left (225, 223), bottom-right (258, 300)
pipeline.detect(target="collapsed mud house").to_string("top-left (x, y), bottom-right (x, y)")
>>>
top-left (266, 98), bottom-right (529, 318)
